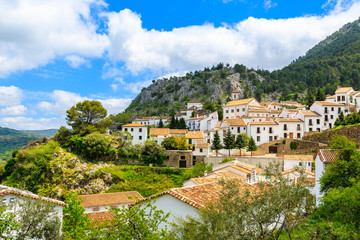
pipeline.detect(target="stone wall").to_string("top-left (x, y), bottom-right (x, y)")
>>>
top-left (254, 139), bottom-right (327, 155)
top-left (163, 150), bottom-right (195, 168)
top-left (303, 125), bottom-right (360, 145)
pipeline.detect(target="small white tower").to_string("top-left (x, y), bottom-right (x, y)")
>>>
top-left (231, 90), bottom-right (240, 100)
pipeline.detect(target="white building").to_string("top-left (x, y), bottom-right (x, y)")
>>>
top-left (248, 108), bottom-right (270, 117)
top-left (283, 155), bottom-right (314, 171)
top-left (274, 118), bottom-right (304, 140)
top-left (122, 123), bottom-right (148, 144)
top-left (223, 98), bottom-right (261, 119)
top-left (295, 110), bottom-right (322, 133)
top-left (314, 149), bottom-right (341, 206)
top-left (186, 131), bottom-right (205, 145)
top-left (187, 100), bottom-right (203, 110)
top-left (148, 128), bottom-right (187, 144)
top-left (247, 121), bottom-right (279, 145)
top-left (334, 87), bottom-right (355, 105)
top-left (281, 168), bottom-right (315, 184)
top-left (79, 191), bottom-right (143, 213)
top-left (199, 112), bottom-right (219, 131)
top-left (187, 116), bottom-right (203, 131)
top-left (193, 141), bottom-right (211, 157)
top-left (310, 101), bottom-right (346, 130)
top-left (279, 109), bottom-right (298, 119)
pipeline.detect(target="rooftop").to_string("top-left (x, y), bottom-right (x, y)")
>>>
top-left (79, 191), bottom-right (143, 208)
top-left (149, 128), bottom-right (170, 136)
top-left (316, 149), bottom-right (342, 163)
top-left (335, 87), bottom-right (354, 94)
top-left (281, 168), bottom-right (315, 177)
top-left (122, 123), bottom-right (146, 127)
top-left (224, 118), bottom-right (246, 126)
top-left (316, 101), bottom-right (344, 106)
top-left (186, 131), bottom-right (205, 139)
top-left (188, 100), bottom-right (202, 103)
top-left (298, 110), bottom-right (321, 117)
top-left (248, 121), bottom-right (277, 126)
top-left (225, 98), bottom-right (256, 107)
top-left (284, 155), bottom-right (314, 161)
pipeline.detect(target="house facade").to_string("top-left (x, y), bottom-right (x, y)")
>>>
top-left (122, 123), bottom-right (148, 144)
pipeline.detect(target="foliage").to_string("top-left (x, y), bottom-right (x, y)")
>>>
top-left (118, 142), bottom-right (145, 159)
top-left (141, 141), bottom-right (166, 165)
top-left (223, 128), bottom-right (235, 156)
top-left (16, 197), bottom-right (62, 240)
top-left (169, 115), bottom-right (176, 129)
top-left (306, 89), bottom-right (315, 109)
top-left (158, 119), bottom-right (164, 128)
top-left (247, 137), bottom-right (257, 156)
top-left (168, 163), bottom-right (314, 240)
top-left (63, 192), bottom-right (92, 239)
top-left (109, 112), bottom-right (133, 124)
top-left (220, 156), bottom-right (234, 164)
top-left (82, 132), bottom-right (113, 160)
top-left (0, 204), bottom-right (19, 239)
top-left (290, 141), bottom-right (298, 150)
top-left (182, 162), bottom-right (213, 180)
top-left (235, 133), bottom-right (249, 156)
top-left (66, 100), bottom-right (112, 135)
top-left (316, 88), bottom-right (326, 101)
top-left (334, 110), bottom-right (360, 127)
top-left (161, 136), bottom-right (178, 150)
top-left (96, 201), bottom-right (169, 239)
top-left (211, 131), bottom-right (222, 156)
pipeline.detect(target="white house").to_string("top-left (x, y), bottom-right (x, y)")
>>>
top-left (193, 141), bottom-right (211, 157)
top-left (295, 110), bottom-right (322, 133)
top-left (310, 101), bottom-right (346, 130)
top-left (199, 112), bottom-right (218, 131)
top-left (122, 123), bottom-right (148, 144)
top-left (279, 109), bottom-right (298, 119)
top-left (186, 131), bottom-right (205, 145)
top-left (231, 90), bottom-right (240, 100)
top-left (187, 100), bottom-right (203, 110)
top-left (148, 128), bottom-right (187, 144)
top-left (248, 108), bottom-right (270, 117)
top-left (334, 87), bottom-right (355, 105)
top-left (223, 98), bottom-right (261, 119)
top-left (247, 121), bottom-right (279, 145)
top-left (281, 168), bottom-right (315, 185)
top-left (274, 118), bottom-right (304, 140)
top-left (187, 116), bottom-right (204, 131)
top-left (314, 149), bottom-right (341, 206)
top-left (221, 118), bottom-right (247, 137)
top-left (325, 94), bottom-right (336, 103)
top-left (283, 155), bottom-right (314, 171)
top-left (79, 191), bottom-right (143, 213)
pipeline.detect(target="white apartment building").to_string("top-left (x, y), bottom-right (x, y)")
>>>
top-left (223, 98), bottom-right (262, 119)
top-left (248, 108), bottom-right (270, 117)
top-left (193, 141), bottom-right (211, 157)
top-left (247, 121), bottom-right (279, 146)
top-left (274, 118), bottom-right (304, 140)
top-left (295, 110), bottom-right (322, 133)
top-left (199, 111), bottom-right (219, 131)
top-left (310, 101), bottom-right (346, 130)
top-left (187, 116), bottom-right (203, 131)
top-left (334, 87), bottom-right (355, 105)
top-left (122, 123), bottom-right (148, 144)
top-left (283, 155), bottom-right (314, 172)
top-left (279, 109), bottom-right (299, 119)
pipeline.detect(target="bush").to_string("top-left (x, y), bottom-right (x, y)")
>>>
top-left (82, 133), bottom-right (111, 160)
top-left (282, 139), bottom-right (286, 144)
top-left (290, 141), bottom-right (298, 150)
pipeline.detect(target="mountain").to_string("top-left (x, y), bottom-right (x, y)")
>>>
top-left (0, 127), bottom-right (43, 161)
top-left (125, 18), bottom-right (360, 116)
top-left (21, 129), bottom-right (59, 137)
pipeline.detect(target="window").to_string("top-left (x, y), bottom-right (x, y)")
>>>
top-left (284, 124), bottom-right (287, 130)
top-left (338, 108), bottom-right (341, 114)
top-left (324, 107), bottom-right (328, 114)
top-left (297, 133), bottom-right (301, 138)
top-left (299, 162), bottom-right (302, 166)
top-left (226, 110), bottom-right (229, 113)
top-left (330, 115), bottom-right (333, 119)
top-left (308, 162), bottom-right (311, 167)
top-left (179, 161), bottom-right (187, 168)
top-left (297, 124), bottom-right (301, 130)
top-left (269, 136), bottom-right (273, 141)
top-left (325, 115), bottom-right (328, 121)
top-left (337, 96), bottom-right (341, 101)
top-left (237, 127), bottom-right (240, 133)
top-left (342, 96), bottom-right (345, 101)
top-left (139, 128), bottom-right (142, 132)
top-left (237, 109), bottom-right (240, 112)
top-left (331, 107), bottom-right (334, 111)
top-left (309, 128), bottom-right (313, 132)
top-left (257, 127), bottom-right (260, 133)
top-left (125, 128), bottom-right (128, 132)
top-left (200, 148), bottom-right (203, 152)
top-left (316, 119), bottom-right (320, 124)
top-left (193, 161), bottom-right (196, 166)
top-left (284, 133), bottom-right (287, 138)
top-left (269, 127), bottom-right (273, 133)
top-left (309, 119), bottom-right (313, 126)
top-left (231, 109), bottom-right (234, 113)
top-left (131, 128), bottom-right (134, 132)
top-left (139, 136), bottom-right (142, 140)
top-left (1, 198), bottom-right (6, 204)
top-left (242, 108), bottom-right (246, 112)
top-left (180, 156), bottom-right (186, 160)
top-left (257, 136), bottom-right (260, 142)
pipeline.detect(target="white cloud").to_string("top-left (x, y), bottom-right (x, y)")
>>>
top-left (111, 84), bottom-right (118, 91)
top-left (124, 80), bottom-right (153, 94)
top-left (106, 2), bottom-right (360, 73)
top-left (99, 98), bottom-right (132, 114)
top-left (0, 0), bottom-right (109, 77)
top-left (65, 55), bottom-right (89, 68)
top-left (264, 0), bottom-right (277, 10)
top-left (0, 105), bottom-right (27, 116)
top-left (0, 86), bottom-right (22, 106)
top-left (0, 116), bottom-right (63, 130)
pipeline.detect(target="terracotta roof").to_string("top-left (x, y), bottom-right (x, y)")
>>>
top-left (170, 129), bottom-right (187, 134)
top-left (133, 118), bottom-right (149, 121)
top-left (122, 123), bottom-right (146, 127)
top-left (284, 155), bottom-right (314, 161)
top-left (87, 211), bottom-right (115, 225)
top-left (224, 118), bottom-right (246, 126)
top-left (248, 108), bottom-right (269, 113)
top-left (248, 121), bottom-right (277, 125)
top-left (282, 109), bottom-right (299, 113)
top-left (186, 131), bottom-right (205, 139)
top-left (0, 185), bottom-right (66, 206)
top-left (149, 128), bottom-right (170, 136)
top-left (195, 141), bottom-right (210, 148)
top-left (348, 91), bottom-right (358, 96)
top-left (231, 90), bottom-right (240, 93)
top-left (215, 122), bottom-right (221, 128)
top-left (275, 118), bottom-right (303, 123)
top-left (214, 171), bottom-right (248, 181)
top-left (298, 110), bottom-right (321, 117)
top-left (316, 101), bottom-right (343, 106)
top-left (79, 191), bottom-right (143, 208)
top-left (225, 98), bottom-right (256, 107)
top-left (214, 160), bottom-right (262, 174)
top-left (281, 168), bottom-right (315, 177)
top-left (326, 95), bottom-right (336, 99)
top-left (188, 100), bottom-right (202, 103)
top-left (188, 116), bottom-right (204, 120)
top-left (316, 149), bottom-right (342, 163)
top-left (335, 87), bottom-right (354, 94)
top-left (269, 110), bottom-right (282, 113)
top-left (185, 177), bottom-right (218, 186)
top-left (267, 102), bottom-right (281, 106)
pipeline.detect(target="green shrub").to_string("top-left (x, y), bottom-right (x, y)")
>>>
top-left (290, 141), bottom-right (298, 150)
top-left (82, 133), bottom-right (111, 160)
top-left (282, 139), bottom-right (286, 144)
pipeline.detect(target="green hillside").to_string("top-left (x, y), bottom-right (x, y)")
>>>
top-left (21, 129), bottom-right (59, 137)
top-left (125, 18), bottom-right (360, 116)
top-left (0, 127), bottom-right (42, 161)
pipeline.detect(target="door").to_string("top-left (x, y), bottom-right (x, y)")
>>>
top-left (289, 132), bottom-right (293, 139)
top-left (269, 146), bottom-right (277, 153)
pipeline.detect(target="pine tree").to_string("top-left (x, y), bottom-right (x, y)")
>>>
top-left (175, 118), bottom-right (179, 129)
top-left (223, 128), bottom-right (235, 156)
top-left (158, 119), bottom-right (164, 128)
top-left (211, 131), bottom-right (222, 156)
top-left (316, 88), bottom-right (326, 101)
top-left (306, 89), bottom-right (315, 109)
top-left (178, 117), bottom-right (187, 129)
top-left (235, 133), bottom-right (249, 157)
top-left (247, 137), bottom-right (257, 157)
top-left (170, 115), bottom-right (176, 129)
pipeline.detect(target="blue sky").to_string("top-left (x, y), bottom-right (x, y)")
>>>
top-left (0, 0), bottom-right (360, 130)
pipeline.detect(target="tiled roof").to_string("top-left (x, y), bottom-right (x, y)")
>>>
top-left (186, 131), bottom-right (205, 139)
top-left (170, 129), bottom-right (187, 134)
top-left (248, 121), bottom-right (277, 125)
top-left (195, 141), bottom-right (210, 148)
top-left (214, 160), bottom-right (262, 174)
top-left (316, 149), bottom-right (342, 163)
top-left (231, 90), bottom-right (240, 93)
top-left (79, 191), bottom-right (143, 208)
top-left (224, 118), bottom-right (246, 126)
top-left (281, 168), bottom-right (315, 177)
top-left (185, 177), bottom-right (218, 185)
top-left (298, 110), bottom-right (321, 117)
top-left (149, 128), bottom-right (170, 136)
top-left (87, 211), bottom-right (115, 225)
top-left (326, 95), bottom-right (336, 99)
top-left (316, 101), bottom-right (343, 106)
top-left (0, 185), bottom-right (66, 206)
top-left (214, 171), bottom-right (248, 181)
top-left (284, 155), bottom-right (314, 161)
top-left (188, 116), bottom-right (204, 120)
top-left (282, 109), bottom-right (299, 113)
top-left (133, 118), bottom-right (149, 121)
top-left (188, 100), bottom-right (202, 103)
top-left (281, 101), bottom-right (300, 105)
top-left (215, 122), bottom-right (221, 128)
top-left (225, 98), bottom-right (256, 107)
top-left (248, 108), bottom-right (269, 113)
top-left (348, 91), bottom-right (358, 96)
top-left (275, 118), bottom-right (303, 123)
top-left (335, 87), bottom-right (354, 94)
top-left (122, 123), bottom-right (146, 127)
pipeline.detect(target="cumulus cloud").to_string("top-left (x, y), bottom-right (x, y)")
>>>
top-left (0, 105), bottom-right (27, 116)
top-left (0, 116), bottom-right (63, 130)
top-left (100, 98), bottom-right (132, 114)
top-left (106, 1), bottom-right (360, 73)
top-left (0, 0), bottom-right (109, 77)
top-left (0, 86), bottom-right (22, 106)
top-left (65, 55), bottom-right (89, 68)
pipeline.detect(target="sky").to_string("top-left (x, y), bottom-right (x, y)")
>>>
top-left (0, 0), bottom-right (360, 130)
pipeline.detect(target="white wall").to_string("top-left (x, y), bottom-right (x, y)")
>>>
top-left (122, 126), bottom-right (147, 144)
top-left (314, 154), bottom-right (325, 206)
top-left (283, 160), bottom-right (312, 171)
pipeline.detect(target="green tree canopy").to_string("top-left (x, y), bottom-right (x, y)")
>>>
top-left (211, 131), bottom-right (222, 156)
top-left (161, 136), bottom-right (178, 150)
top-left (223, 129), bottom-right (235, 156)
top-left (247, 137), bottom-right (257, 157)
top-left (66, 100), bottom-right (112, 135)
top-left (82, 132), bottom-right (113, 160)
top-left (235, 133), bottom-right (249, 157)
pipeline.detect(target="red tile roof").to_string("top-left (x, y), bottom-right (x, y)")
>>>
top-left (281, 168), bottom-right (315, 177)
top-left (316, 149), bottom-right (342, 163)
top-left (79, 191), bottom-right (143, 208)
top-left (122, 123), bottom-right (146, 127)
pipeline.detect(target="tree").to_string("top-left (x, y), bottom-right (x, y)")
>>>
top-left (158, 119), bottom-right (164, 128)
top-left (178, 118), bottom-right (187, 129)
top-left (66, 100), bottom-right (112, 135)
top-left (161, 136), bottom-right (178, 150)
top-left (316, 88), bottom-right (326, 101)
top-left (63, 192), bottom-right (92, 239)
top-left (306, 89), bottom-right (315, 109)
top-left (141, 141), bottom-right (166, 165)
top-left (170, 115), bottom-right (176, 129)
top-left (211, 131), bottom-right (222, 156)
top-left (247, 137), bottom-right (257, 157)
top-left (82, 132), bottom-right (113, 160)
top-left (97, 201), bottom-right (169, 239)
top-left (223, 129), bottom-right (235, 156)
top-left (168, 163), bottom-right (314, 240)
top-left (16, 198), bottom-right (62, 240)
top-left (0, 204), bottom-right (19, 239)
top-left (235, 133), bottom-right (249, 157)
